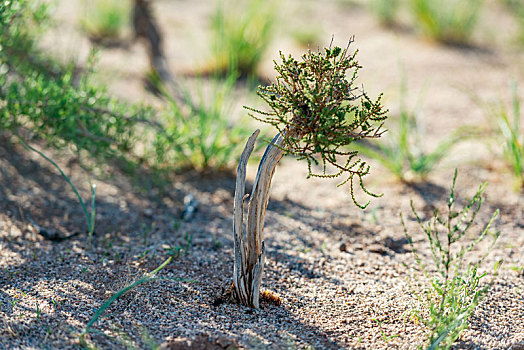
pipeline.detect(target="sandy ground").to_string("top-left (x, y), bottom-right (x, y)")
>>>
top-left (1, 0), bottom-right (524, 349)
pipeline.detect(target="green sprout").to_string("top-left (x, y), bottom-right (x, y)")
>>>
top-left (410, 0), bottom-right (484, 45)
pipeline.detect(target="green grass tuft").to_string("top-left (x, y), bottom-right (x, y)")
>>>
top-left (370, 0), bottom-right (400, 27)
top-left (153, 74), bottom-right (253, 171)
top-left (354, 79), bottom-right (466, 182)
top-left (210, 0), bottom-right (276, 78)
top-left (409, 0), bottom-right (484, 45)
top-left (80, 0), bottom-right (131, 42)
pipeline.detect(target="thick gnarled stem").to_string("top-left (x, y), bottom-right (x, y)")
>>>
top-left (232, 129), bottom-right (287, 308)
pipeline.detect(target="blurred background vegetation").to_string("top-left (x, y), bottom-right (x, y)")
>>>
top-left (1, 0), bottom-right (523, 189)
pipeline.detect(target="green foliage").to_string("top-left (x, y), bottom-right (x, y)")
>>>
top-left (246, 41), bottom-right (388, 207)
top-left (0, 0), bottom-right (154, 242)
top-left (491, 82), bottom-right (523, 189)
top-left (410, 0), bottom-right (484, 45)
top-left (355, 80), bottom-right (464, 182)
top-left (211, 0), bottom-right (275, 77)
top-left (1, 55), bottom-right (144, 158)
top-left (401, 169), bottom-right (500, 349)
top-left (2, 0), bottom-right (256, 179)
top-left (80, 0), bottom-right (131, 42)
top-left (0, 0), bottom-right (150, 162)
top-left (154, 75), bottom-right (253, 171)
top-left (0, 0), bottom-right (57, 75)
top-left (370, 0), bottom-right (400, 26)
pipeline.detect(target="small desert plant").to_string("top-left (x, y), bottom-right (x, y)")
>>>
top-left (410, 0), bottom-right (484, 45)
top-left (370, 0), bottom-right (400, 26)
top-left (154, 75), bottom-right (253, 171)
top-left (354, 80), bottom-right (463, 182)
top-left (401, 169), bottom-right (500, 349)
top-left (491, 82), bottom-right (523, 190)
top-left (80, 0), bottom-right (131, 43)
top-left (210, 0), bottom-right (276, 78)
top-left (1, 0), bottom-right (153, 163)
top-left (230, 39), bottom-right (388, 308)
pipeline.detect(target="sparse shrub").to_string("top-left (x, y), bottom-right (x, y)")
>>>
top-left (0, 0), bottom-right (151, 241)
top-left (209, 0), bottom-right (276, 78)
top-left (230, 40), bottom-right (388, 308)
top-left (80, 0), bottom-right (131, 43)
top-left (410, 0), bottom-right (484, 45)
top-left (401, 169), bottom-right (500, 349)
top-left (490, 81), bottom-right (523, 190)
top-left (154, 75), bottom-right (253, 171)
top-left (370, 0), bottom-right (400, 26)
top-left (0, 0), bottom-right (150, 162)
top-left (246, 44), bottom-right (388, 204)
top-left (354, 79), bottom-right (464, 182)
